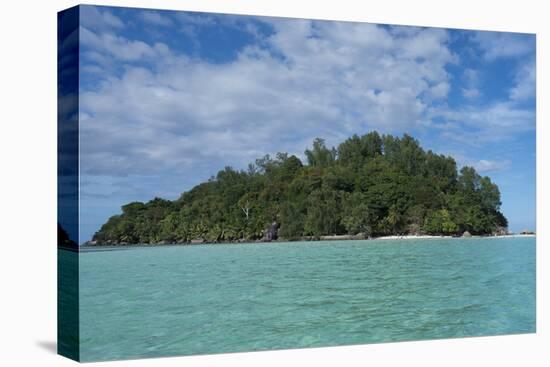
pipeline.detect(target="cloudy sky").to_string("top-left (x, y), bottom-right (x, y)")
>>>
top-left (77, 5), bottom-right (536, 242)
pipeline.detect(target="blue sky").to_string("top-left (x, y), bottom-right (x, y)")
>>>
top-left (77, 5), bottom-right (536, 242)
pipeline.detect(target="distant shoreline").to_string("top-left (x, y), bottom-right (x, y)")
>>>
top-left (80, 233), bottom-right (535, 248)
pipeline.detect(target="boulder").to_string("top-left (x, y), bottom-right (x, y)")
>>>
top-left (266, 220), bottom-right (279, 241)
top-left (462, 231), bottom-right (472, 237)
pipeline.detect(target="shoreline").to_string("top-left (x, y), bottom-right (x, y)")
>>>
top-left (80, 233), bottom-right (535, 248)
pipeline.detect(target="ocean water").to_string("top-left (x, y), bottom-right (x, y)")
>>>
top-left (71, 237), bottom-right (535, 361)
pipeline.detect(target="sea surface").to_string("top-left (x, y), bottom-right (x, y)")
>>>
top-left (68, 237), bottom-right (535, 361)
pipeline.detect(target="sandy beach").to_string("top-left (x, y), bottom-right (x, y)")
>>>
top-left (375, 234), bottom-right (535, 241)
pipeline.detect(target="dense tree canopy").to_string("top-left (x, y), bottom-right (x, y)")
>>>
top-left (92, 132), bottom-right (507, 245)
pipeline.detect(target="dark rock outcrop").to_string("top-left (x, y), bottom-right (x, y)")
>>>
top-left (266, 221), bottom-right (279, 241)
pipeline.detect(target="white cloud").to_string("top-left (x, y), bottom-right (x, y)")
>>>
top-left (472, 31), bottom-right (535, 61)
top-left (81, 5), bottom-right (124, 30)
top-left (463, 68), bottom-right (478, 83)
top-left (431, 55), bottom-right (535, 147)
top-left (79, 20), bottom-right (460, 176)
top-left (431, 101), bottom-right (535, 145)
top-left (441, 151), bottom-right (512, 174)
top-left (138, 11), bottom-right (174, 26)
top-left (174, 12), bottom-right (216, 26)
top-left (79, 17), bottom-right (534, 178)
top-left (429, 82), bottom-right (450, 99)
top-left (509, 60), bottom-right (535, 101)
top-left (472, 159), bottom-right (512, 173)
top-left (461, 68), bottom-right (481, 99)
top-left (462, 88), bottom-right (480, 99)
top-left (80, 26), bottom-right (171, 61)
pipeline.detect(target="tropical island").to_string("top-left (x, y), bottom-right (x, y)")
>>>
top-left (89, 132), bottom-right (508, 246)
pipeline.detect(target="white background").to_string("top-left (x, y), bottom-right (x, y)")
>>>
top-left (0, 0), bottom-right (547, 365)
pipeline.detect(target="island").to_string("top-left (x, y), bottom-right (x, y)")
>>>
top-left (89, 132), bottom-right (508, 246)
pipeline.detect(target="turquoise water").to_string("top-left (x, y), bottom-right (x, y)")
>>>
top-left (75, 237), bottom-right (535, 361)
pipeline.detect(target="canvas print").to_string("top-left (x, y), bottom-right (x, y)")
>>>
top-left (58, 5), bottom-right (536, 362)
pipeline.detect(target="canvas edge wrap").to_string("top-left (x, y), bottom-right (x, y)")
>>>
top-left (58, 5), bottom-right (80, 362)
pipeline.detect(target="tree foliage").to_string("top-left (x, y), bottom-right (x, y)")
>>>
top-left (92, 132), bottom-right (507, 244)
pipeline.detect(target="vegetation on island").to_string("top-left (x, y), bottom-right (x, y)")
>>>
top-left (91, 132), bottom-right (507, 245)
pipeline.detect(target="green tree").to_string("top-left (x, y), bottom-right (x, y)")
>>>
top-left (305, 138), bottom-right (337, 167)
top-left (341, 193), bottom-right (373, 237)
top-left (304, 188), bottom-right (344, 236)
top-left (424, 209), bottom-right (458, 235)
top-left (279, 202), bottom-right (306, 239)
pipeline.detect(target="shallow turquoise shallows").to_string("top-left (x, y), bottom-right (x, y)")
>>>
top-left (74, 237), bottom-right (535, 361)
